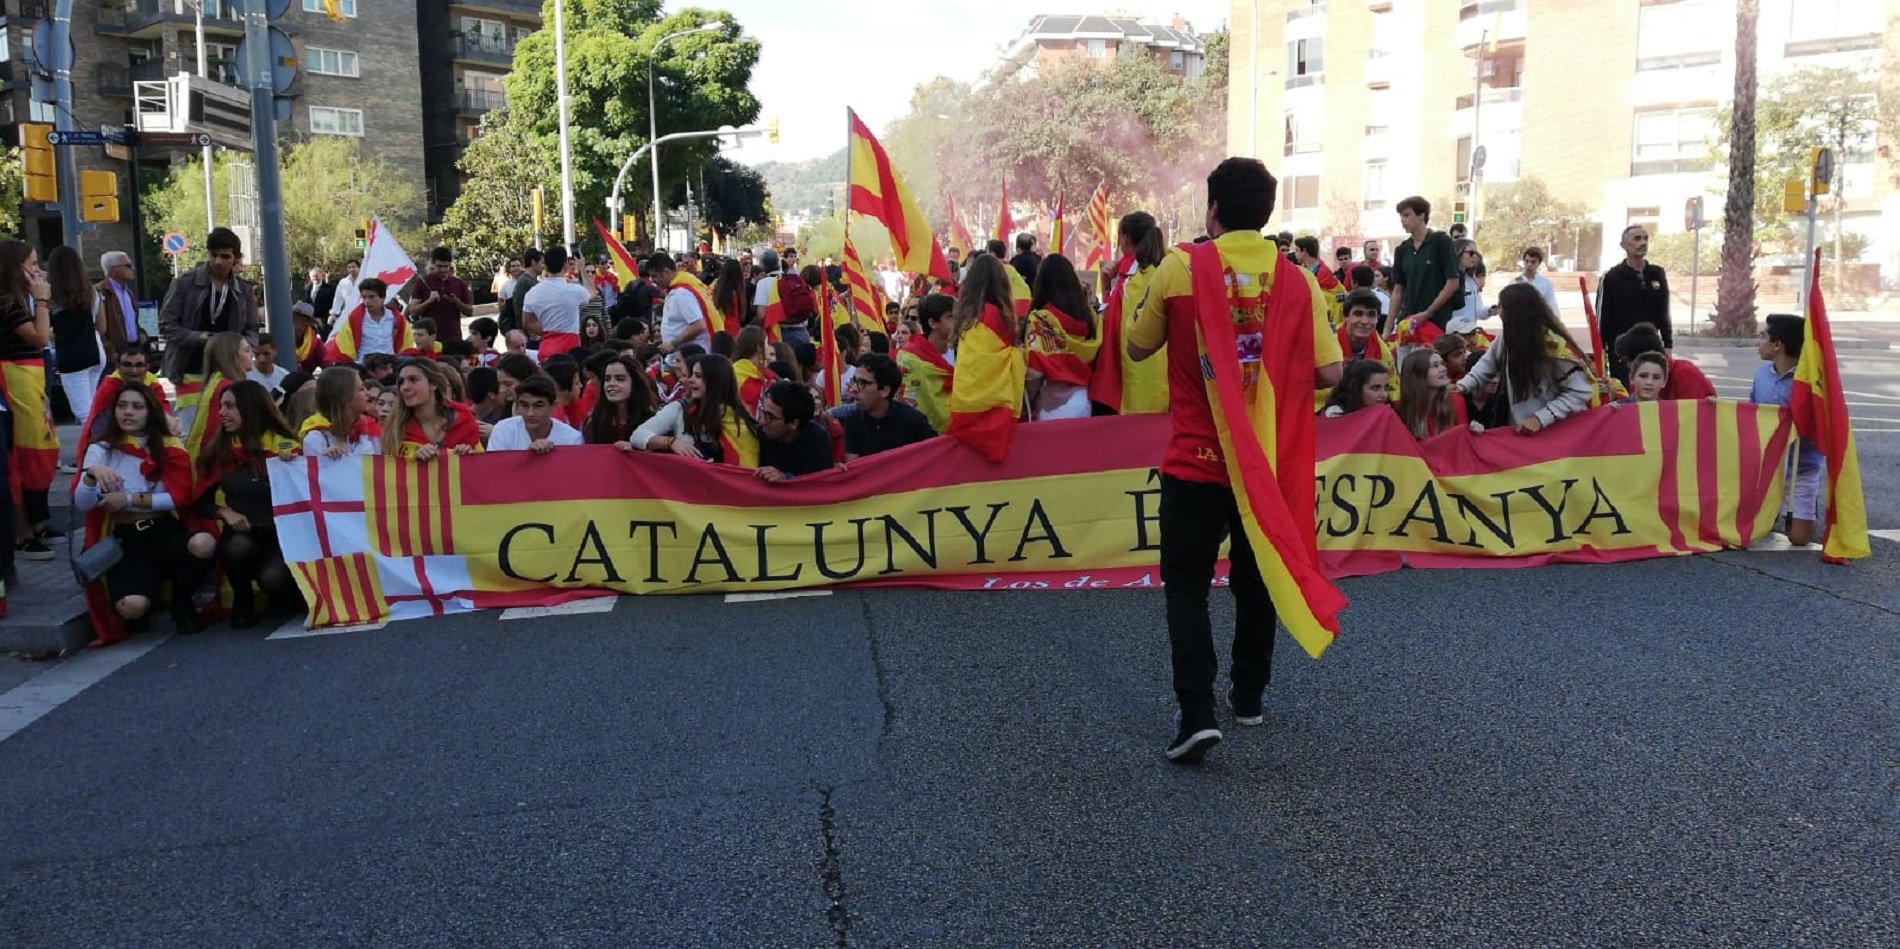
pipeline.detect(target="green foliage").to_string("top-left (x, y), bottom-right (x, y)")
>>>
top-left (504, 4), bottom-right (760, 242)
top-left (1712, 65), bottom-right (1883, 254)
top-left (0, 147), bottom-right (20, 238)
top-left (1646, 229), bottom-right (1722, 279)
top-left (671, 155), bottom-right (771, 240)
top-left (142, 137), bottom-right (423, 273)
top-left (432, 111), bottom-right (551, 288)
top-left (754, 149), bottom-right (846, 217)
top-left (1472, 177), bottom-right (1590, 271)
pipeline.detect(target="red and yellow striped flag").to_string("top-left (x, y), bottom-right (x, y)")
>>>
top-left (1048, 192), bottom-right (1066, 259)
top-left (945, 193), bottom-right (974, 256)
top-left (847, 109), bottom-right (952, 283)
top-left (1084, 181), bottom-right (1110, 269)
top-left (1790, 249), bottom-right (1869, 562)
top-left (839, 238), bottom-right (882, 328)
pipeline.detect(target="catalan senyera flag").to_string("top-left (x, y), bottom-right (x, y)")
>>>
top-left (594, 217), bottom-right (638, 290)
top-left (1084, 182), bottom-right (1110, 270)
top-left (814, 277), bottom-right (844, 406)
top-left (945, 193), bottom-right (975, 257)
top-left (995, 174), bottom-right (1014, 244)
top-left (1790, 250), bottom-right (1869, 562)
top-left (846, 109), bottom-right (952, 283)
top-left (1048, 193), bottom-right (1067, 259)
top-left (839, 238), bottom-right (881, 328)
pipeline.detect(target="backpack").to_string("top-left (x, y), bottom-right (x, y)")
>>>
top-left (777, 273), bottom-right (817, 321)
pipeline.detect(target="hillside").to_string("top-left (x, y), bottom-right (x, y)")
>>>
top-left (754, 147), bottom-right (847, 216)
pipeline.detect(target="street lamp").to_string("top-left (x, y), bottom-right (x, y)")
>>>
top-left (554, 0), bottom-right (576, 251)
top-left (648, 22), bottom-right (722, 251)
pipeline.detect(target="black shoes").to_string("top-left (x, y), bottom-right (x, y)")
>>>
top-left (14, 538), bottom-right (53, 560)
top-left (1165, 723), bottom-right (1222, 764)
top-left (1229, 689), bottom-right (1264, 727)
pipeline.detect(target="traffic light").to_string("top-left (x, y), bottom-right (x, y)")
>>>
top-left (1810, 147), bottom-right (1833, 197)
top-left (1782, 179), bottom-right (1807, 215)
top-left (79, 170), bottom-right (119, 223)
top-left (620, 214), bottom-right (636, 242)
top-left (1452, 200), bottom-right (1468, 225)
top-left (354, 218), bottom-right (369, 250)
top-left (20, 123), bottom-right (56, 204)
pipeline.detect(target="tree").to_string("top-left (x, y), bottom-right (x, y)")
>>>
top-left (882, 77), bottom-right (971, 223)
top-left (504, 0), bottom-right (760, 247)
top-left (143, 136), bottom-right (423, 275)
top-left (0, 147), bottom-right (21, 238)
top-left (693, 155), bottom-right (772, 244)
top-left (433, 111), bottom-right (551, 289)
top-left (1714, 0), bottom-right (1759, 335)
top-left (1472, 177), bottom-right (1590, 274)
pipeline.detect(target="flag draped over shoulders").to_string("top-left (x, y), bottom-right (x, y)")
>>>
top-left (1025, 305), bottom-right (1100, 389)
top-left (326, 305), bottom-right (414, 365)
top-left (1090, 256), bottom-right (1167, 414)
top-left (76, 434), bottom-right (194, 647)
top-left (1790, 252), bottom-right (1869, 562)
top-left (945, 304), bottom-right (1025, 462)
top-left (897, 335), bottom-right (954, 431)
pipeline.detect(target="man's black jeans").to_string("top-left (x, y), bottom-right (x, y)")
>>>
top-left (1159, 474), bottom-right (1276, 725)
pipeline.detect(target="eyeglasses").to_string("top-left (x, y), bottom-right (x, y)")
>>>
top-left (759, 409), bottom-right (785, 422)
top-left (846, 377), bottom-right (872, 389)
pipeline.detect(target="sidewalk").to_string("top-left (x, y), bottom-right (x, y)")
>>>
top-left (2, 422), bottom-right (93, 657)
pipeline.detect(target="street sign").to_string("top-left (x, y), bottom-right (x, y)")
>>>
top-left (1684, 195), bottom-right (1704, 231)
top-left (234, 26), bottom-right (300, 95)
top-left (1470, 145), bottom-right (1488, 174)
top-left (101, 125), bottom-right (131, 145)
top-left (141, 132), bottom-right (213, 148)
top-left (45, 130), bottom-right (106, 146)
top-left (162, 232), bottom-right (189, 256)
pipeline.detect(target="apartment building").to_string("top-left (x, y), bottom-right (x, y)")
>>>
top-left (418, 0), bottom-right (542, 221)
top-left (1228, 0), bottom-right (1898, 282)
top-left (989, 14), bottom-right (1208, 84)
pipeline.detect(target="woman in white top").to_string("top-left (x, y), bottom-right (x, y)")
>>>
top-left (301, 366), bottom-right (382, 458)
top-left (1447, 239), bottom-right (1486, 327)
top-left (74, 382), bottom-right (216, 637)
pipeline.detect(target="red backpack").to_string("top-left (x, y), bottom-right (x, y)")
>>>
top-left (776, 273), bottom-right (817, 320)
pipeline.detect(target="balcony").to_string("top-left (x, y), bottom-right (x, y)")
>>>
top-left (1363, 49), bottom-right (1391, 87)
top-left (96, 0), bottom-right (244, 39)
top-left (455, 89), bottom-right (508, 115)
top-left (449, 0), bottom-right (542, 17)
top-left (96, 59), bottom-right (168, 98)
top-left (454, 31), bottom-right (518, 65)
top-left (1453, 86), bottom-right (1523, 139)
top-left (1456, 0), bottom-right (1524, 53)
top-left (1286, 3), bottom-right (1327, 22)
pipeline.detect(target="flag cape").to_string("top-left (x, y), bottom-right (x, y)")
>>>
top-left (1789, 251), bottom-right (1870, 561)
top-left (1185, 241), bottom-right (1346, 658)
top-left (759, 276), bottom-right (786, 342)
top-left (896, 335), bottom-right (954, 432)
top-left (945, 304), bottom-right (1025, 462)
top-left (1025, 305), bottom-right (1100, 389)
top-left (1005, 265), bottom-right (1032, 318)
top-left (1089, 256), bottom-right (1167, 414)
top-left (182, 373), bottom-right (236, 481)
top-left (79, 372), bottom-right (171, 450)
top-left (734, 358), bottom-right (772, 418)
top-left (326, 305), bottom-right (414, 365)
top-left (668, 271), bottom-right (720, 338)
top-left (362, 216), bottom-right (418, 299)
top-left (397, 405), bottom-right (485, 458)
top-left (266, 401), bottom-right (1794, 632)
top-left (995, 175), bottom-right (1014, 243)
top-left (294, 325), bottom-right (320, 372)
top-left (846, 109), bottom-right (953, 283)
top-left (0, 358), bottom-right (58, 497)
top-left (76, 434), bottom-right (195, 647)
top-left (299, 410), bottom-right (383, 446)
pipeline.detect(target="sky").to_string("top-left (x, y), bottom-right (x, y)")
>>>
top-left (715, 0), bottom-right (1232, 167)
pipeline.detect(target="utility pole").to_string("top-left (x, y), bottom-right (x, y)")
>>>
top-left (241, 5), bottom-right (294, 355)
top-left (193, 0), bottom-right (215, 230)
top-left (50, 0), bottom-right (82, 248)
top-left (553, 0), bottom-right (576, 251)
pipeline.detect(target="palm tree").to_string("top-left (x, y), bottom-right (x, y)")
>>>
top-left (1714, 0), bottom-right (1759, 334)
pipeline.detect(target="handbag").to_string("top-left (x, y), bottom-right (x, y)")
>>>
top-left (68, 506), bottom-right (124, 586)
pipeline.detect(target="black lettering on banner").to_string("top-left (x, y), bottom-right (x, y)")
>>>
top-left (1127, 468), bottom-right (1162, 552)
top-left (498, 523), bottom-right (557, 583)
top-left (1574, 479), bottom-right (1634, 537)
top-left (627, 520), bottom-right (679, 583)
top-left (1450, 491), bottom-right (1517, 549)
top-left (1008, 498), bottom-right (1073, 563)
top-left (1362, 474), bottom-right (1397, 536)
top-left (1389, 483), bottom-right (1452, 544)
top-left (563, 520), bottom-right (625, 583)
top-left (750, 524), bottom-right (804, 582)
top-left (879, 510), bottom-right (940, 574)
top-left (1326, 473), bottom-right (1361, 538)
top-left (809, 517), bottom-right (872, 580)
top-left (945, 503), bottom-right (1010, 565)
top-left (684, 523), bottom-right (741, 585)
top-left (1519, 478), bottom-right (1581, 544)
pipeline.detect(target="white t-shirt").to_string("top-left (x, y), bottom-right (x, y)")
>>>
top-left (302, 428), bottom-right (380, 457)
top-left (751, 271), bottom-right (783, 311)
top-left (486, 415), bottom-right (583, 451)
top-left (660, 286), bottom-right (707, 345)
top-left (356, 308), bottom-right (399, 356)
top-left (522, 279), bottom-right (591, 335)
top-left (330, 276), bottom-right (361, 319)
top-left (1514, 272), bottom-right (1560, 315)
top-left (248, 364), bottom-right (290, 391)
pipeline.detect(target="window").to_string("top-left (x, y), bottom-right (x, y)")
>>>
top-left (1456, 136), bottom-right (1473, 182)
top-left (1631, 108), bottom-right (1713, 175)
top-left (1636, 0), bottom-right (1721, 69)
top-left (1787, 0), bottom-right (1881, 42)
top-left (306, 47), bottom-right (360, 77)
top-left (1086, 39), bottom-right (1107, 58)
top-left (303, 0), bottom-right (355, 16)
top-left (28, 99), bottom-right (55, 123)
top-left (1363, 162), bottom-right (1388, 210)
top-left (1286, 37), bottom-right (1325, 85)
top-left (1169, 50), bottom-right (1184, 70)
top-left (1284, 112), bottom-right (1320, 156)
top-left (1365, 87), bottom-right (1393, 136)
top-left (1281, 175), bottom-right (1319, 211)
top-left (310, 106), bottom-right (364, 136)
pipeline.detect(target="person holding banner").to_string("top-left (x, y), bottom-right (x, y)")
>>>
top-left (381, 359), bottom-right (483, 460)
top-left (1126, 157), bottom-right (1345, 765)
top-left (1454, 283), bottom-right (1598, 434)
top-left (629, 353), bottom-right (760, 468)
top-left (1395, 350), bottom-right (1478, 438)
top-left (300, 367), bottom-right (381, 459)
top-left (584, 355), bottom-right (658, 449)
top-left (1320, 359), bottom-right (1391, 418)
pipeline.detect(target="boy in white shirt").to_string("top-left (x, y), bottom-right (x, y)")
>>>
top-left (485, 373), bottom-right (582, 453)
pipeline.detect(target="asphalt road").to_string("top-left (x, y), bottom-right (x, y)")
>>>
top-left (2, 341), bottom-right (1896, 946)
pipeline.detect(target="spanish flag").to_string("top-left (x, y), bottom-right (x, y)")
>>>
top-left (183, 373), bottom-right (236, 475)
top-left (897, 335), bottom-right (954, 431)
top-left (1048, 193), bottom-right (1066, 259)
top-left (0, 358), bottom-right (58, 498)
top-left (668, 269), bottom-right (720, 337)
top-left (733, 358), bottom-right (773, 418)
top-left (76, 433), bottom-right (194, 647)
top-left (1790, 249), bottom-right (1869, 562)
top-left (945, 303), bottom-right (1025, 462)
top-left (1005, 264), bottom-right (1032, 318)
top-left (846, 109), bottom-right (953, 284)
top-left (1578, 276), bottom-right (1609, 379)
top-left (595, 217), bottom-right (639, 290)
top-left (1024, 304), bottom-right (1099, 390)
top-left (814, 278), bottom-right (844, 407)
top-left (995, 174), bottom-right (1014, 244)
top-left (1184, 242), bottom-right (1347, 658)
top-left (758, 276), bottom-right (786, 342)
top-left (945, 193), bottom-right (975, 258)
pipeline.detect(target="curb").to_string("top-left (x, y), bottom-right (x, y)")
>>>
top-left (0, 612), bottom-right (94, 657)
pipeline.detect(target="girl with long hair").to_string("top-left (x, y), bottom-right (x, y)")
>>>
top-left (731, 324), bottom-right (775, 417)
top-left (1024, 254), bottom-right (1100, 420)
top-left (944, 254), bottom-right (1027, 461)
top-left (182, 331), bottom-right (255, 463)
top-left (584, 355), bottom-right (660, 449)
top-left (1089, 211), bottom-right (1169, 414)
top-left (1454, 283), bottom-right (1598, 433)
top-left (380, 358), bottom-right (483, 459)
top-left (1395, 349), bottom-right (1476, 438)
top-left (195, 380), bottom-right (301, 629)
top-left (710, 258), bottom-right (748, 337)
top-left (1320, 359), bottom-right (1392, 418)
top-left (47, 245), bottom-right (107, 431)
top-left (73, 382), bottom-right (214, 642)
top-left (628, 353), bottom-right (761, 467)
top-left (1, 239), bottom-right (59, 558)
top-left (301, 366), bottom-right (382, 458)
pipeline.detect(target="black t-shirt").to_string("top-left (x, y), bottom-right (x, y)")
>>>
top-left (0, 297), bottom-right (41, 361)
top-left (837, 401), bottom-right (936, 458)
top-left (759, 420), bottom-right (834, 476)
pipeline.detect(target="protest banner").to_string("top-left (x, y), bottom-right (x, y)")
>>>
top-left (270, 400), bottom-right (1792, 630)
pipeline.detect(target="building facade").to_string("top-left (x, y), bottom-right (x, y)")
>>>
top-left (1228, 0), bottom-right (1899, 285)
top-left (418, 0), bottom-right (541, 221)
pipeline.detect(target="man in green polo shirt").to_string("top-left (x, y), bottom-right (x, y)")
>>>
top-left (1389, 195), bottom-right (1463, 335)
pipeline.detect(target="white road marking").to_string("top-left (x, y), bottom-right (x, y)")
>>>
top-left (268, 618), bottom-right (389, 640)
top-left (1746, 534), bottom-right (1821, 553)
top-left (499, 597), bottom-right (618, 620)
top-left (724, 590), bottom-right (834, 603)
top-left (0, 634), bottom-right (172, 745)
top-left (1869, 530), bottom-right (1900, 544)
